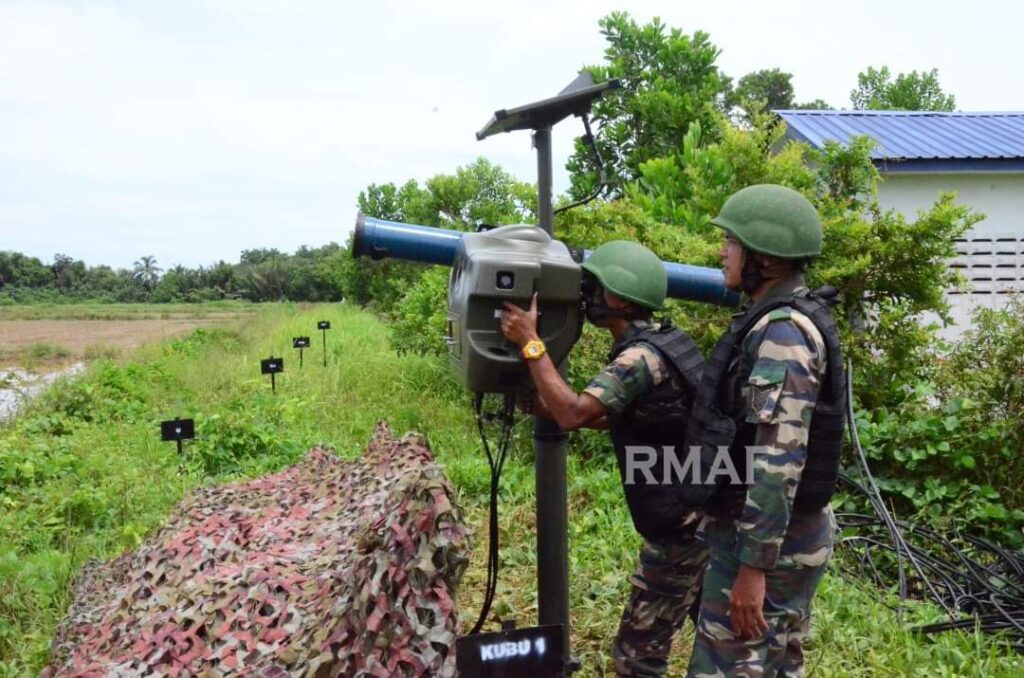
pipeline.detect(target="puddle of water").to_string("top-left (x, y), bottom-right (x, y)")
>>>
top-left (0, 363), bottom-right (86, 422)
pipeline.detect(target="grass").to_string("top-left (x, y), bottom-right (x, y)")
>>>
top-left (0, 303), bottom-right (1021, 675)
top-left (0, 300), bottom-right (256, 321)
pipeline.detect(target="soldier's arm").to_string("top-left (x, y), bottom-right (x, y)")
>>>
top-left (523, 354), bottom-right (608, 431)
top-left (734, 315), bottom-right (823, 570)
top-left (581, 345), bottom-right (658, 428)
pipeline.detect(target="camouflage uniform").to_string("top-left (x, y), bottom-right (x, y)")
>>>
top-left (687, 278), bottom-right (837, 678)
top-left (584, 319), bottom-right (710, 677)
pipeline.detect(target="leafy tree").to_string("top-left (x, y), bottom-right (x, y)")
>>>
top-left (343, 158), bottom-right (537, 312)
top-left (0, 252), bottom-right (53, 290)
top-left (52, 254), bottom-right (87, 295)
top-left (618, 114), bottom-right (979, 407)
top-left (729, 68), bottom-right (795, 115)
top-left (239, 248), bottom-right (282, 266)
top-left (566, 12), bottom-right (731, 199)
top-left (131, 255), bottom-right (162, 291)
top-left (850, 66), bottom-right (956, 111)
top-left (791, 99), bottom-right (833, 110)
top-left (237, 259), bottom-right (289, 302)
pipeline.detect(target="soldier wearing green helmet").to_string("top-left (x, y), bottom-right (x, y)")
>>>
top-left (501, 239), bottom-right (709, 676)
top-left (683, 184), bottom-right (847, 677)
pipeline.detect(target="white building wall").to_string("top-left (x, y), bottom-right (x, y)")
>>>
top-left (876, 172), bottom-right (1023, 238)
top-left (875, 172), bottom-right (1024, 338)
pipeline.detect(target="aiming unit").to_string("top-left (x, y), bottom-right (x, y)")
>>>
top-left (446, 224), bottom-right (582, 393)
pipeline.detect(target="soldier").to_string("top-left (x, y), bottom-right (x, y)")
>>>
top-left (500, 240), bottom-right (707, 676)
top-left (683, 184), bottom-right (847, 677)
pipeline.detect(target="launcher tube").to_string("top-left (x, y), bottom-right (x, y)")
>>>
top-left (353, 214), bottom-right (463, 266)
top-left (352, 213), bottom-right (739, 306)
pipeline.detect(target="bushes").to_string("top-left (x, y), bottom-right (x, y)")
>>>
top-left (851, 298), bottom-right (1024, 544)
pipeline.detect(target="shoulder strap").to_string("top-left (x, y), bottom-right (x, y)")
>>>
top-left (637, 325), bottom-right (705, 393)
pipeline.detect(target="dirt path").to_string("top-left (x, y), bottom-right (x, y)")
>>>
top-left (0, 319), bottom-right (226, 354)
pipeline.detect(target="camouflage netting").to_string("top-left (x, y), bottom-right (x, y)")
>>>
top-left (44, 422), bottom-right (470, 677)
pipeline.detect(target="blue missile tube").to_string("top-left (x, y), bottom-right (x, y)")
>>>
top-left (353, 213), bottom-right (739, 307)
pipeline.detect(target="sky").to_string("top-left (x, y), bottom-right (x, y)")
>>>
top-left (1, 0), bottom-right (1021, 270)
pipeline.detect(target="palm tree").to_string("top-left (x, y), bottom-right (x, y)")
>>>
top-left (132, 255), bottom-right (162, 290)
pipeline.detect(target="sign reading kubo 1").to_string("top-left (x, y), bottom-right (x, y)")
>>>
top-left (456, 624), bottom-right (564, 677)
top-left (446, 225), bottom-right (582, 394)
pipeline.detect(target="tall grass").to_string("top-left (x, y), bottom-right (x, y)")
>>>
top-left (0, 304), bottom-right (1020, 675)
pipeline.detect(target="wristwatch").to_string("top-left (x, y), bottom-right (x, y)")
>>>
top-left (521, 339), bottom-right (547, 361)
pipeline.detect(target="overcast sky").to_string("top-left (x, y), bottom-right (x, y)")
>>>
top-left (2, 0), bottom-right (1021, 269)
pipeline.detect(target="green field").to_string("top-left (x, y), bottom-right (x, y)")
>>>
top-left (0, 303), bottom-right (1020, 675)
top-left (0, 300), bottom-right (257, 321)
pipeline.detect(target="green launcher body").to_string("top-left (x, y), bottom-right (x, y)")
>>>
top-left (446, 224), bottom-right (582, 394)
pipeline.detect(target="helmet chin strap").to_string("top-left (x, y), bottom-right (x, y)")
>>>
top-left (585, 287), bottom-right (633, 326)
top-left (740, 250), bottom-right (764, 296)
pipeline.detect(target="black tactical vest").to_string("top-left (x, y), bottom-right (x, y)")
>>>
top-left (682, 289), bottom-right (847, 513)
top-left (607, 321), bottom-right (705, 541)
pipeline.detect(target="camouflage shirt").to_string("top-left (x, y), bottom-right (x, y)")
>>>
top-left (583, 320), bottom-right (682, 416)
top-left (704, 277), bottom-right (832, 570)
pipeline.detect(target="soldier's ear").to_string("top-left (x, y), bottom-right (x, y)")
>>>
top-left (605, 292), bottom-right (630, 310)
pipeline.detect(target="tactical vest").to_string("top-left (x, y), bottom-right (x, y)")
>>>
top-left (682, 289), bottom-right (847, 513)
top-left (607, 321), bottom-right (705, 541)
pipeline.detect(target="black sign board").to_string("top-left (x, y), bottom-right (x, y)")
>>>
top-left (160, 417), bottom-right (196, 457)
top-left (317, 320), bottom-right (331, 330)
top-left (292, 336), bottom-right (311, 349)
top-left (160, 418), bottom-right (195, 442)
top-left (456, 625), bottom-right (564, 678)
top-left (260, 357), bottom-right (284, 374)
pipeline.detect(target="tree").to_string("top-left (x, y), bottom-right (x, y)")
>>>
top-left (239, 248), bottom-right (282, 266)
top-left (566, 12), bottom-right (731, 199)
top-left (0, 252), bottom-right (53, 290)
top-left (132, 255), bottom-right (162, 291)
top-left (729, 68), bottom-right (795, 115)
top-left (791, 99), bottom-right (832, 110)
top-left (850, 66), bottom-right (956, 111)
top-left (343, 158), bottom-right (537, 311)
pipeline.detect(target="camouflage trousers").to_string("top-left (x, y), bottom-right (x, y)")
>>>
top-left (686, 509), bottom-right (836, 678)
top-left (612, 534), bottom-right (710, 676)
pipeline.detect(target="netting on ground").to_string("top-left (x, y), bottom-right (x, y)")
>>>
top-left (43, 422), bottom-right (470, 677)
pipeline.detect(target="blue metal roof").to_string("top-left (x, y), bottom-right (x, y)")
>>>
top-left (776, 111), bottom-right (1024, 163)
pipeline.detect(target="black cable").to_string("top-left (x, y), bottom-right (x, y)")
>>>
top-left (469, 392), bottom-right (516, 635)
top-left (838, 362), bottom-right (1024, 649)
top-left (554, 114), bottom-right (608, 216)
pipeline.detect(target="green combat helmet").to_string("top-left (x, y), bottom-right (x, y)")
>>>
top-left (581, 240), bottom-right (667, 310)
top-left (712, 184), bottom-right (822, 259)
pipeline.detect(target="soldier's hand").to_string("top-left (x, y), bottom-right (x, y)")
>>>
top-left (730, 564), bottom-right (770, 640)
top-left (501, 292), bottom-right (539, 347)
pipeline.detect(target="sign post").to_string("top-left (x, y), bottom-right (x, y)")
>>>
top-left (260, 356), bottom-right (284, 392)
top-left (317, 321), bottom-right (331, 366)
top-left (292, 337), bottom-right (311, 368)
